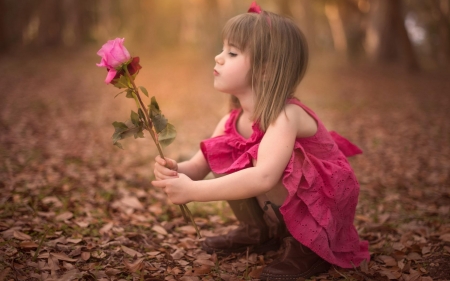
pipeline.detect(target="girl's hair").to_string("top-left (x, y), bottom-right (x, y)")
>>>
top-left (223, 11), bottom-right (308, 131)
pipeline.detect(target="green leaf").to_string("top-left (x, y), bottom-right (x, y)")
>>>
top-left (130, 111), bottom-right (140, 126)
top-left (113, 75), bottom-right (130, 89)
top-left (111, 121), bottom-right (144, 149)
top-left (114, 89), bottom-right (128, 98)
top-left (158, 123), bottom-right (176, 147)
top-left (125, 89), bottom-right (134, 99)
top-left (139, 86), bottom-right (149, 97)
top-left (138, 108), bottom-right (146, 120)
top-left (149, 96), bottom-right (168, 133)
top-left (113, 142), bottom-right (124, 149)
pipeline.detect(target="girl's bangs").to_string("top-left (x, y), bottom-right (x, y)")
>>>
top-left (222, 14), bottom-right (256, 51)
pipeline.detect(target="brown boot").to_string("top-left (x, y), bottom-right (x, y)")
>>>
top-left (260, 237), bottom-right (331, 280)
top-left (201, 198), bottom-right (280, 255)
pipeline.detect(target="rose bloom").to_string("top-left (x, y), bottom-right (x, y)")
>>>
top-left (97, 38), bottom-right (131, 83)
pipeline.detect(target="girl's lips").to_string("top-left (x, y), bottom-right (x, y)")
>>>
top-left (213, 69), bottom-right (219, 76)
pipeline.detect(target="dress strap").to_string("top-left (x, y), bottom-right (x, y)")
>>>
top-left (287, 98), bottom-right (321, 125)
top-left (224, 109), bottom-right (242, 133)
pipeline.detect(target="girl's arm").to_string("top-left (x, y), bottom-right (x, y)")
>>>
top-left (153, 106), bottom-right (306, 204)
top-left (153, 113), bottom-right (230, 181)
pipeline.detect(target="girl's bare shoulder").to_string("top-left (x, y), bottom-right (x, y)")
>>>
top-left (284, 103), bottom-right (318, 138)
top-left (211, 113), bottom-right (231, 137)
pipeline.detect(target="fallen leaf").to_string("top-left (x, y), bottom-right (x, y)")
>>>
top-left (248, 267), bottom-right (263, 279)
top-left (439, 233), bottom-right (450, 242)
top-left (120, 196), bottom-right (144, 210)
top-left (55, 211), bottom-right (73, 221)
top-left (377, 255), bottom-right (397, 267)
top-left (58, 268), bottom-right (81, 281)
top-left (171, 248), bottom-right (186, 260)
top-left (124, 257), bottom-right (145, 272)
top-left (81, 252), bottom-right (90, 261)
top-left (13, 230), bottom-right (32, 241)
top-left (51, 252), bottom-right (78, 262)
top-left (66, 238), bottom-right (82, 244)
top-left (41, 196), bottom-right (63, 207)
top-left (19, 241), bottom-right (38, 249)
top-left (105, 268), bottom-right (121, 276)
top-left (194, 259), bottom-right (215, 266)
top-left (152, 225), bottom-right (168, 235)
top-left (406, 252), bottom-right (422, 261)
top-left (121, 245), bottom-right (143, 257)
top-left (91, 250), bottom-right (106, 259)
top-left (99, 222), bottom-right (114, 234)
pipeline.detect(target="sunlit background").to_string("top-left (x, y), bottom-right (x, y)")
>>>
top-left (1, 1), bottom-right (450, 279)
top-left (1, 0), bottom-right (449, 191)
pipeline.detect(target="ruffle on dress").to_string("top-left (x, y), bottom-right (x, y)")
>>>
top-left (200, 99), bottom-right (370, 268)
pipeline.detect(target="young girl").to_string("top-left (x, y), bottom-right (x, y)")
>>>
top-left (152, 2), bottom-right (370, 279)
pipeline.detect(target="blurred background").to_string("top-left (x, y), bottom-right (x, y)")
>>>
top-left (1, 0), bottom-right (449, 227)
top-left (1, 1), bottom-right (450, 278)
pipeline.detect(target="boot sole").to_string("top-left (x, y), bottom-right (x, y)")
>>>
top-left (201, 238), bottom-right (280, 256)
top-left (259, 259), bottom-right (331, 280)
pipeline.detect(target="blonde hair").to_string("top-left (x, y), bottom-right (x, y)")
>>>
top-left (223, 11), bottom-right (308, 131)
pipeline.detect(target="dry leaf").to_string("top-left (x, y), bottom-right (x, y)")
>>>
top-left (58, 268), bottom-right (81, 281)
top-left (13, 230), bottom-right (32, 241)
top-left (51, 252), bottom-right (78, 262)
top-left (55, 211), bottom-right (73, 221)
top-left (120, 196), bottom-right (144, 210)
top-left (377, 255), bottom-right (397, 267)
top-left (194, 259), bottom-right (215, 266)
top-left (171, 248), bottom-right (186, 260)
top-left (19, 241), bottom-right (38, 249)
top-left (439, 233), bottom-right (450, 242)
top-left (41, 196), bottom-right (63, 207)
top-left (74, 221), bottom-right (90, 228)
top-left (81, 251), bottom-right (90, 261)
top-left (66, 238), bottom-right (82, 244)
top-left (177, 225), bottom-right (197, 235)
top-left (99, 222), bottom-right (114, 234)
top-left (91, 250), bottom-right (106, 259)
top-left (123, 257), bottom-right (145, 272)
top-left (152, 225), bottom-right (168, 235)
top-left (248, 267), bottom-right (263, 279)
top-left (105, 268), bottom-right (121, 276)
top-left (121, 245), bottom-right (143, 257)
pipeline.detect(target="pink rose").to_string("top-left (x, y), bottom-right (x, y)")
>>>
top-left (96, 38), bottom-right (131, 84)
top-left (112, 57), bottom-right (142, 81)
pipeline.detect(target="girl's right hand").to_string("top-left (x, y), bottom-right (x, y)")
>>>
top-left (153, 155), bottom-right (179, 180)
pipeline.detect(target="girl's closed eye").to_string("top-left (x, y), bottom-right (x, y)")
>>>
top-left (228, 52), bottom-right (237, 57)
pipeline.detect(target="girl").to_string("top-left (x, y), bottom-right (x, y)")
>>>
top-left (152, 2), bottom-right (370, 279)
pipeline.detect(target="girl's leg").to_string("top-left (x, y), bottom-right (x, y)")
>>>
top-left (259, 189), bottom-right (331, 280)
top-left (201, 197), bottom-right (281, 255)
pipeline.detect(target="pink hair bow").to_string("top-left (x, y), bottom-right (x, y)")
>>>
top-left (248, 1), bottom-right (262, 14)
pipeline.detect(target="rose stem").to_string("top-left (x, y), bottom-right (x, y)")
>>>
top-left (124, 67), bottom-right (164, 158)
top-left (124, 66), bottom-right (200, 237)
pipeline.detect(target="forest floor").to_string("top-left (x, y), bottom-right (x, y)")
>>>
top-left (0, 47), bottom-right (450, 281)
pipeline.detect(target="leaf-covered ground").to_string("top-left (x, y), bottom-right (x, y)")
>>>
top-left (1, 48), bottom-right (449, 281)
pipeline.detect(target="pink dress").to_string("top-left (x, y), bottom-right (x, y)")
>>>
top-left (200, 98), bottom-right (370, 268)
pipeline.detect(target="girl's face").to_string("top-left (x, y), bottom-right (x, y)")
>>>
top-left (213, 40), bottom-right (252, 95)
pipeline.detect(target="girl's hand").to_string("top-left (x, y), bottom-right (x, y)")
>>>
top-left (154, 155), bottom-right (178, 180)
top-left (151, 173), bottom-right (194, 205)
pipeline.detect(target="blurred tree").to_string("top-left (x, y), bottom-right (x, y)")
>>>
top-left (366, 0), bottom-right (419, 70)
top-left (431, 0), bottom-right (450, 65)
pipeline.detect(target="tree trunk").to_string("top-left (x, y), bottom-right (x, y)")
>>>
top-left (366, 0), bottom-right (419, 71)
top-left (432, 0), bottom-right (450, 65)
top-left (38, 0), bottom-right (64, 47)
top-left (324, 2), bottom-right (347, 53)
top-left (0, 0), bottom-right (5, 51)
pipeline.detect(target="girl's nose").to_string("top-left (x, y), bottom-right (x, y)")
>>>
top-left (215, 53), bottom-right (224, 65)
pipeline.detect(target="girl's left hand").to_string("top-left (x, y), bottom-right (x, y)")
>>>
top-left (151, 173), bottom-right (194, 205)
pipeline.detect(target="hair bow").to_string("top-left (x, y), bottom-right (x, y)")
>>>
top-left (248, 1), bottom-right (262, 14)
